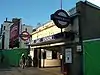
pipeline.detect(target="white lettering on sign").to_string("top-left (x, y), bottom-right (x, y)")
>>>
top-left (30, 40), bottom-right (34, 44)
top-left (35, 39), bottom-right (41, 43)
top-left (42, 36), bottom-right (54, 42)
top-left (58, 12), bottom-right (68, 25)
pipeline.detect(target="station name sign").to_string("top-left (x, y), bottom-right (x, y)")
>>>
top-left (30, 31), bottom-right (75, 44)
top-left (51, 9), bottom-right (71, 28)
top-left (35, 36), bottom-right (54, 44)
top-left (31, 32), bottom-right (64, 44)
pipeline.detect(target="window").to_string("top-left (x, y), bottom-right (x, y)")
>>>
top-left (25, 28), bottom-right (27, 31)
top-left (4, 26), bottom-right (5, 30)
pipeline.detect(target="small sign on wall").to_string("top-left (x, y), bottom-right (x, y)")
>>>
top-left (77, 45), bottom-right (82, 52)
top-left (60, 54), bottom-right (62, 59)
top-left (65, 48), bottom-right (72, 63)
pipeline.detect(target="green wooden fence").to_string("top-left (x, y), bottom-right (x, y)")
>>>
top-left (83, 40), bottom-right (100, 75)
top-left (0, 48), bottom-right (28, 68)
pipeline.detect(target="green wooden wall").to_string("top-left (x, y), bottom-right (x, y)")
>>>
top-left (83, 40), bottom-right (100, 75)
top-left (0, 48), bottom-right (28, 68)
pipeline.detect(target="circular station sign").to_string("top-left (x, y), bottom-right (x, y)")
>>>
top-left (20, 31), bottom-right (30, 41)
top-left (51, 9), bottom-right (71, 28)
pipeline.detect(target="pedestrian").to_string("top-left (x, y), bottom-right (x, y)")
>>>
top-left (26, 54), bottom-right (32, 67)
top-left (19, 53), bottom-right (26, 69)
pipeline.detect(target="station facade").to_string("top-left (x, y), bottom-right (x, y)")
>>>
top-left (29, 1), bottom-right (100, 75)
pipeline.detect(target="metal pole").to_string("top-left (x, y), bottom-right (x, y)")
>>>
top-left (61, 28), bottom-right (64, 73)
top-left (61, 0), bottom-right (62, 9)
top-left (61, 28), bottom-right (62, 33)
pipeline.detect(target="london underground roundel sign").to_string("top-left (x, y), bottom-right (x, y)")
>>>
top-left (20, 31), bottom-right (30, 41)
top-left (51, 9), bottom-right (71, 28)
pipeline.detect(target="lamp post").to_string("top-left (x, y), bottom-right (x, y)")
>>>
top-left (61, 0), bottom-right (62, 9)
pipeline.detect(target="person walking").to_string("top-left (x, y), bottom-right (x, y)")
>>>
top-left (19, 53), bottom-right (26, 69)
top-left (26, 54), bottom-right (32, 67)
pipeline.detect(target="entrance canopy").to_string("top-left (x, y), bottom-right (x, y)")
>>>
top-left (28, 32), bottom-right (75, 48)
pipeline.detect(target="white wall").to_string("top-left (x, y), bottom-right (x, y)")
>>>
top-left (3, 22), bottom-right (13, 49)
top-left (30, 50), bottom-right (34, 66)
top-left (41, 59), bottom-right (60, 67)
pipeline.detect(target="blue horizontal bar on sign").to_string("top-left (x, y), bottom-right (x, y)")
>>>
top-left (33, 32), bottom-right (64, 44)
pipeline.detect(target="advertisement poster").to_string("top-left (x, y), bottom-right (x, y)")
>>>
top-left (46, 51), bottom-right (52, 59)
top-left (9, 19), bottom-right (20, 48)
top-left (65, 48), bottom-right (72, 63)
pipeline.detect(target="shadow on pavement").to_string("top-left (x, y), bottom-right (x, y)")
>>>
top-left (0, 64), bottom-right (12, 71)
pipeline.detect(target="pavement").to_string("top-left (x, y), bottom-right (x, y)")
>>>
top-left (0, 67), bottom-right (63, 75)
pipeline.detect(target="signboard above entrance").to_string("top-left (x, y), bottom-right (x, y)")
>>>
top-left (51, 9), bottom-right (71, 28)
top-left (31, 31), bottom-right (75, 44)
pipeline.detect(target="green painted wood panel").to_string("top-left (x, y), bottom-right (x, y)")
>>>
top-left (0, 48), bottom-right (28, 68)
top-left (83, 40), bottom-right (100, 75)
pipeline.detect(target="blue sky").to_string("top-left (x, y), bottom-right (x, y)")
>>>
top-left (0, 0), bottom-right (81, 27)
